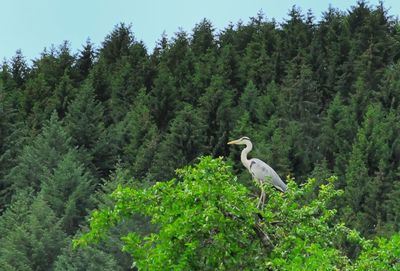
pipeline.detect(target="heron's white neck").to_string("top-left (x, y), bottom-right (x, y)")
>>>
top-left (241, 141), bottom-right (253, 170)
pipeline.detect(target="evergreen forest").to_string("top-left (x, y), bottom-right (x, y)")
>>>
top-left (1, 1), bottom-right (400, 270)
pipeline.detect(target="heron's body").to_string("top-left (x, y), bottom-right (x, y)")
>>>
top-left (248, 158), bottom-right (287, 192)
top-left (228, 136), bottom-right (287, 207)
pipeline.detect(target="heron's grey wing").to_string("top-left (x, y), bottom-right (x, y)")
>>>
top-left (249, 158), bottom-right (287, 192)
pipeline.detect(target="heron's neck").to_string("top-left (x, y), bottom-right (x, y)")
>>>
top-left (241, 141), bottom-right (252, 170)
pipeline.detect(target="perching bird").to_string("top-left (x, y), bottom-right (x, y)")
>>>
top-left (228, 136), bottom-right (287, 208)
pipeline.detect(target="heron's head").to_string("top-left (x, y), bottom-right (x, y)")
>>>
top-left (227, 136), bottom-right (251, 145)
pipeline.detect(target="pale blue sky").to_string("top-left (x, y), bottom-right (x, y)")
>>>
top-left (1, 1), bottom-right (399, 62)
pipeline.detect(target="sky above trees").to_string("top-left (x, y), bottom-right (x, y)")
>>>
top-left (1, 0), bottom-right (400, 62)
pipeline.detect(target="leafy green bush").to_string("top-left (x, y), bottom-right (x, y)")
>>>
top-left (351, 234), bottom-right (400, 271)
top-left (75, 157), bottom-right (396, 270)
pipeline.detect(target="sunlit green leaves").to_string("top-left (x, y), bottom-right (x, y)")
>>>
top-left (75, 157), bottom-right (400, 270)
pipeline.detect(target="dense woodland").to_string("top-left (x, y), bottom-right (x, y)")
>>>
top-left (1, 1), bottom-right (400, 270)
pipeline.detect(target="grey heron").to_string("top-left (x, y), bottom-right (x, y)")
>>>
top-left (228, 136), bottom-right (287, 208)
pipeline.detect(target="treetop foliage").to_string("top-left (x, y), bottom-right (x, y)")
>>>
top-left (76, 157), bottom-right (399, 270)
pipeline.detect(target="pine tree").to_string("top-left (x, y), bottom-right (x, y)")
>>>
top-left (0, 189), bottom-right (33, 239)
top-left (344, 104), bottom-right (393, 236)
top-left (0, 81), bottom-right (28, 209)
top-left (56, 41), bottom-right (76, 79)
top-left (199, 75), bottom-right (234, 156)
top-left (54, 245), bottom-right (122, 271)
top-left (238, 17), bottom-right (279, 91)
top-left (320, 93), bottom-right (358, 178)
top-left (118, 89), bottom-right (160, 179)
top-left (238, 80), bottom-right (260, 123)
top-left (280, 6), bottom-right (313, 62)
top-left (164, 31), bottom-right (196, 103)
top-left (52, 71), bottom-right (76, 118)
top-left (88, 58), bottom-right (111, 103)
top-left (0, 82), bottom-right (13, 175)
top-left (191, 19), bottom-right (216, 56)
top-left (262, 126), bottom-right (293, 178)
top-left (40, 151), bottom-right (94, 234)
top-left (65, 84), bottom-right (105, 150)
top-left (377, 62), bottom-right (400, 109)
top-left (23, 72), bottom-right (53, 130)
top-left (10, 49), bottom-right (29, 88)
top-left (310, 7), bottom-right (345, 106)
top-left (385, 168), bottom-right (400, 234)
top-left (32, 43), bottom-right (75, 91)
top-left (107, 41), bottom-right (148, 122)
top-left (5, 113), bottom-right (72, 195)
top-left (148, 104), bottom-right (207, 181)
top-left (75, 39), bottom-right (96, 82)
top-left (281, 61), bottom-right (322, 177)
top-left (108, 57), bottom-right (140, 122)
top-left (0, 190), bottom-right (34, 271)
top-left (149, 63), bottom-right (177, 129)
top-left (344, 135), bottom-right (371, 234)
top-left (64, 83), bottom-right (112, 177)
top-left (191, 20), bottom-right (218, 101)
top-left (254, 81), bottom-right (283, 122)
top-left (191, 50), bottom-right (216, 103)
top-left (217, 44), bottom-right (242, 92)
top-left (100, 23), bottom-right (133, 66)
top-left (0, 193), bottom-right (67, 270)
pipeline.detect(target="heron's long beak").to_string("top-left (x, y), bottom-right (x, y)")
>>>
top-left (227, 139), bottom-right (240, 145)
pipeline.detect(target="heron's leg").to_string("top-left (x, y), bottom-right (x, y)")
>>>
top-left (260, 187), bottom-right (266, 209)
top-left (256, 179), bottom-right (261, 209)
top-left (257, 185), bottom-right (266, 209)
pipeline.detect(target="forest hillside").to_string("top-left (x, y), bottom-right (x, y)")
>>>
top-left (1, 1), bottom-right (400, 270)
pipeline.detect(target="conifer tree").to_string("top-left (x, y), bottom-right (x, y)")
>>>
top-left (280, 6), bottom-right (313, 62)
top-left (75, 39), bottom-right (96, 82)
top-left (148, 104), bottom-right (206, 181)
top-left (377, 63), bottom-right (400, 109)
top-left (0, 193), bottom-right (66, 270)
top-left (64, 83), bottom-right (113, 177)
top-left (199, 75), bottom-right (234, 156)
top-left (118, 89), bottom-right (159, 179)
top-left (88, 58), bottom-right (111, 103)
top-left (54, 245), bottom-right (121, 271)
top-left (65, 84), bottom-right (105, 150)
top-left (281, 61), bottom-right (322, 176)
top-left (107, 41), bottom-right (148, 123)
top-left (108, 57), bottom-right (140, 122)
top-left (164, 31), bottom-right (191, 80)
top-left (345, 104), bottom-right (393, 236)
top-left (100, 23), bottom-right (133, 66)
top-left (52, 71), bottom-right (76, 118)
top-left (0, 82), bottom-right (13, 176)
top-left (0, 97), bottom-right (28, 210)
top-left (191, 19), bottom-right (216, 56)
top-left (5, 113), bottom-right (71, 194)
top-left (40, 151), bottom-right (94, 234)
top-left (10, 49), bottom-right (28, 88)
top-left (320, 93), bottom-right (358, 178)
top-left (149, 63), bottom-right (177, 129)
top-left (23, 72), bottom-right (53, 130)
top-left (238, 80), bottom-right (260, 123)
top-left (217, 44), bottom-right (242, 92)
